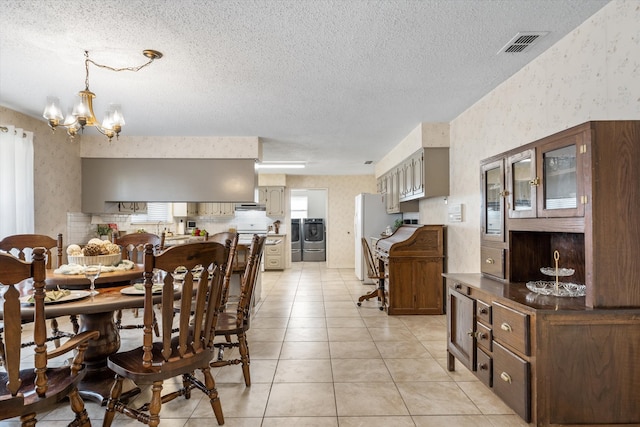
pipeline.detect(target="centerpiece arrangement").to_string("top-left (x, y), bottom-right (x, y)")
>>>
top-left (67, 238), bottom-right (122, 266)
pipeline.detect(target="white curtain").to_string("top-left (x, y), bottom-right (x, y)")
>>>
top-left (0, 125), bottom-right (35, 239)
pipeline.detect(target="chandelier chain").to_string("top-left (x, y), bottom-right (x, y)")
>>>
top-left (83, 50), bottom-right (159, 89)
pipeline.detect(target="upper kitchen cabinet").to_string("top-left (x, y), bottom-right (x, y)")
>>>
top-left (258, 186), bottom-right (285, 216)
top-left (196, 202), bottom-right (235, 217)
top-left (117, 202), bottom-right (147, 214)
top-left (399, 148), bottom-right (450, 202)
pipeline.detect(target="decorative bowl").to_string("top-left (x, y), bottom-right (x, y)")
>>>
top-left (526, 280), bottom-right (586, 297)
top-left (540, 267), bottom-right (575, 277)
top-left (68, 253), bottom-right (122, 266)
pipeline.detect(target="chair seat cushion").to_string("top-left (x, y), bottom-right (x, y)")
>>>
top-left (107, 340), bottom-right (214, 383)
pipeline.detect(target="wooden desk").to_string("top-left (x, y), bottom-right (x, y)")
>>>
top-left (1, 268), bottom-right (182, 405)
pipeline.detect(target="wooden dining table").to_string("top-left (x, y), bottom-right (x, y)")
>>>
top-left (0, 265), bottom-right (184, 405)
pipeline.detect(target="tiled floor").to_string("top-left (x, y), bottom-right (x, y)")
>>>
top-left (2, 262), bottom-right (531, 426)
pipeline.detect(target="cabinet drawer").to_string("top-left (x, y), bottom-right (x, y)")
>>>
top-left (481, 246), bottom-right (504, 278)
top-left (475, 348), bottom-right (492, 388)
top-left (265, 257), bottom-right (283, 270)
top-left (476, 322), bottom-right (492, 353)
top-left (265, 245), bottom-right (282, 255)
top-left (493, 303), bottom-right (530, 356)
top-left (493, 342), bottom-right (530, 422)
top-left (476, 300), bottom-right (492, 324)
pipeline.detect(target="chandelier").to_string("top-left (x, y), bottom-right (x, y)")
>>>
top-left (43, 49), bottom-right (162, 141)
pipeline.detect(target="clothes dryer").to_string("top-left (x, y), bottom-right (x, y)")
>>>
top-left (302, 218), bottom-right (325, 261)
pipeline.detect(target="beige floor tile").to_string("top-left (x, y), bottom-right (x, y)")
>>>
top-left (248, 341), bottom-right (283, 359)
top-left (193, 383), bottom-right (271, 418)
top-left (250, 316), bottom-right (289, 329)
top-left (331, 358), bottom-right (393, 382)
top-left (413, 414), bottom-right (492, 426)
top-left (185, 417), bottom-right (262, 426)
top-left (247, 327), bottom-right (286, 342)
top-left (261, 417), bottom-right (339, 426)
top-left (421, 340), bottom-right (448, 359)
top-left (265, 383), bottom-right (336, 417)
top-left (284, 327), bottom-right (328, 341)
top-left (286, 316), bottom-right (327, 328)
top-left (362, 315), bottom-right (407, 328)
top-left (368, 327), bottom-right (418, 342)
top-left (376, 340), bottom-right (432, 359)
top-left (274, 359), bottom-right (333, 382)
top-left (396, 382), bottom-right (481, 415)
top-left (485, 414), bottom-right (533, 426)
top-left (215, 359), bottom-right (278, 384)
top-left (327, 327), bottom-right (371, 341)
top-left (325, 316), bottom-right (365, 328)
top-left (279, 340), bottom-right (331, 359)
top-left (329, 341), bottom-right (382, 359)
top-left (457, 381), bottom-right (514, 415)
top-left (435, 358), bottom-right (478, 382)
top-left (338, 416), bottom-right (416, 427)
top-left (385, 358), bottom-right (451, 382)
top-left (334, 382), bottom-right (409, 416)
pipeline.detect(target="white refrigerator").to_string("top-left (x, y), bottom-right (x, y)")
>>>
top-left (354, 193), bottom-right (401, 281)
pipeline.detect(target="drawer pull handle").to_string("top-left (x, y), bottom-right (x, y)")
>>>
top-left (477, 332), bottom-right (487, 340)
top-left (478, 363), bottom-right (488, 371)
top-left (500, 372), bottom-right (512, 383)
top-left (500, 322), bottom-right (512, 332)
top-left (479, 307), bottom-right (488, 315)
top-left (466, 330), bottom-right (474, 337)
top-left (454, 283), bottom-right (462, 289)
top-left (485, 258), bottom-right (495, 264)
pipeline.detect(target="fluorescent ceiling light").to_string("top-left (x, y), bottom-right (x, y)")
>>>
top-left (256, 162), bottom-right (305, 169)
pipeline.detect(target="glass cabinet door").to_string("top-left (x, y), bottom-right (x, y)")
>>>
top-left (537, 133), bottom-right (585, 217)
top-left (507, 149), bottom-right (537, 219)
top-left (481, 159), bottom-right (505, 241)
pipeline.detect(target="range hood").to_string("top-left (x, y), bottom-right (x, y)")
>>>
top-left (235, 203), bottom-right (266, 211)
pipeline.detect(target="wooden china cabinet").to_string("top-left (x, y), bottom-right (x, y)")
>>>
top-left (446, 121), bottom-right (640, 426)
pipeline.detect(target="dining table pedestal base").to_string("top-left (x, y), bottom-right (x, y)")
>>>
top-left (78, 310), bottom-right (141, 405)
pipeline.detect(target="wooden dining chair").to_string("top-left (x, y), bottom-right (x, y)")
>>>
top-left (0, 248), bottom-right (99, 426)
top-left (113, 231), bottom-right (165, 332)
top-left (0, 233), bottom-right (77, 349)
top-left (357, 237), bottom-right (386, 310)
top-left (207, 231), bottom-right (240, 310)
top-left (103, 241), bottom-right (229, 427)
top-left (211, 234), bottom-right (266, 386)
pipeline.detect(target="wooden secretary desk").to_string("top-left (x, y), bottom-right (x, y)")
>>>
top-left (376, 224), bottom-right (445, 315)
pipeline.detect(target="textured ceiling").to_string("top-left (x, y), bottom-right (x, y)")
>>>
top-left (0, 0), bottom-right (609, 175)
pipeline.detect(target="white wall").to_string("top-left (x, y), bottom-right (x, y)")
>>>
top-left (444, 0), bottom-right (640, 273)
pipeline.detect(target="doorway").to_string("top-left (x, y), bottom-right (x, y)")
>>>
top-left (290, 189), bottom-right (328, 262)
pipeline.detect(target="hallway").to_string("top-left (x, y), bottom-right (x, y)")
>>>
top-left (3, 262), bottom-right (528, 426)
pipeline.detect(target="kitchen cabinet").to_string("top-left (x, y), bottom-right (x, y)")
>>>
top-left (118, 202), bottom-right (147, 214)
top-left (399, 148), bottom-right (450, 202)
top-left (258, 186), bottom-right (285, 216)
top-left (186, 203), bottom-right (198, 216)
top-left (264, 236), bottom-right (284, 270)
top-left (196, 202), bottom-right (235, 217)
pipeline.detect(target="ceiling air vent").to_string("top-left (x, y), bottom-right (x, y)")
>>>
top-left (364, 160), bottom-right (373, 165)
top-left (498, 31), bottom-right (548, 54)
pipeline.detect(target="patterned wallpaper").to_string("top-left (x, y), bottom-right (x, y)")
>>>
top-left (446, 0), bottom-right (640, 273)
